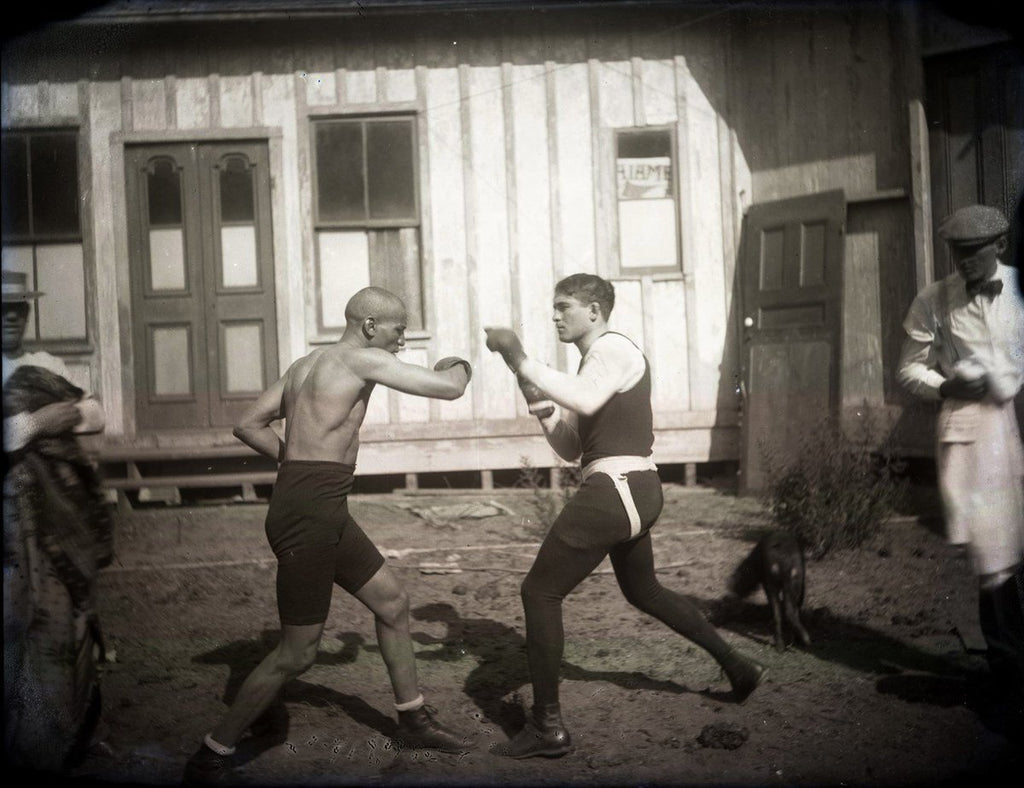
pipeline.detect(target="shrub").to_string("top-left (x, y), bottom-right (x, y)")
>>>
top-left (758, 409), bottom-right (907, 559)
top-left (515, 456), bottom-right (580, 536)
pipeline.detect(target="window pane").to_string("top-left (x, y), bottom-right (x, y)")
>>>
top-left (315, 122), bottom-right (365, 222)
top-left (368, 227), bottom-right (423, 330)
top-left (619, 199), bottom-right (677, 268)
top-left (617, 129), bottom-right (673, 200)
top-left (149, 228), bottom-right (187, 291)
top-left (617, 129), bottom-right (671, 159)
top-left (147, 158), bottom-right (183, 226)
top-left (318, 230), bottom-right (370, 329)
top-left (36, 243), bottom-right (86, 339)
top-left (31, 133), bottom-right (81, 236)
top-left (223, 322), bottom-right (264, 393)
top-left (1, 136), bottom-right (30, 236)
top-left (2, 246), bottom-right (36, 340)
top-left (367, 120), bottom-right (416, 220)
top-left (219, 155), bottom-right (255, 223)
top-left (221, 225), bottom-right (258, 288)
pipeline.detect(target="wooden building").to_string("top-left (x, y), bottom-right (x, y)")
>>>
top-left (2, 0), bottom-right (1021, 495)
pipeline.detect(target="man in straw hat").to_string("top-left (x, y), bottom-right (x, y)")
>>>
top-left (897, 205), bottom-right (1024, 736)
top-left (3, 268), bottom-right (113, 775)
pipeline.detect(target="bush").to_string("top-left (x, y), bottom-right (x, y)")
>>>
top-left (758, 409), bottom-right (907, 559)
top-left (515, 456), bottom-right (580, 536)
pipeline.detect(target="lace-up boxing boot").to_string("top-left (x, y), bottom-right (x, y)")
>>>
top-left (724, 654), bottom-right (769, 703)
top-left (490, 702), bottom-right (573, 759)
top-left (396, 704), bottom-right (474, 752)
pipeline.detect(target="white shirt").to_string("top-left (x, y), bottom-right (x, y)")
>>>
top-left (897, 262), bottom-right (1024, 403)
top-left (518, 331), bottom-right (646, 462)
top-left (2, 349), bottom-right (74, 388)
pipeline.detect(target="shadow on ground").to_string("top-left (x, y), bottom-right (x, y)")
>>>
top-left (410, 602), bottom-right (697, 737)
top-left (192, 631), bottom-right (394, 768)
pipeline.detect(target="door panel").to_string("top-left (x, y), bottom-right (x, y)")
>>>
top-left (126, 142), bottom-right (277, 430)
top-left (739, 190), bottom-right (845, 494)
top-left (199, 144), bottom-right (278, 427)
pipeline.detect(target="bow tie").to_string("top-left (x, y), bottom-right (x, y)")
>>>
top-left (966, 278), bottom-right (1003, 300)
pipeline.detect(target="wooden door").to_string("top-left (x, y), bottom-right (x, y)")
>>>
top-left (738, 190), bottom-right (846, 494)
top-left (125, 142), bottom-right (278, 430)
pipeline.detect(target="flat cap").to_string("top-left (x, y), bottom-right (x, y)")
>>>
top-left (936, 204), bottom-right (1009, 246)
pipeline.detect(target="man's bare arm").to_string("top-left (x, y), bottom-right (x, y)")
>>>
top-left (357, 349), bottom-right (470, 400)
top-left (234, 375), bottom-right (287, 461)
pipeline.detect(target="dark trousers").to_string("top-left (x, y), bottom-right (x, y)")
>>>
top-left (979, 565), bottom-right (1024, 697)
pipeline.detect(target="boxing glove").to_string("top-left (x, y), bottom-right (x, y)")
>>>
top-left (434, 356), bottom-right (473, 383)
top-left (483, 327), bottom-right (527, 372)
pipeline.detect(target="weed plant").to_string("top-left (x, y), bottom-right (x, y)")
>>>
top-left (515, 456), bottom-right (580, 536)
top-left (758, 408), bottom-right (907, 559)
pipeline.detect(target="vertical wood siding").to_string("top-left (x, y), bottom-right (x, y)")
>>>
top-left (423, 66), bottom-right (473, 423)
top-left (2, 7), bottom-right (916, 465)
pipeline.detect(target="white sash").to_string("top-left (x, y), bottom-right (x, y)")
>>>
top-left (582, 455), bottom-right (658, 539)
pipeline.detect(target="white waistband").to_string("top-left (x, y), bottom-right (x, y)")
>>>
top-left (582, 455), bottom-right (658, 481)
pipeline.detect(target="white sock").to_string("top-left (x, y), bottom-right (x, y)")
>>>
top-left (204, 733), bottom-right (236, 756)
top-left (394, 693), bottom-right (425, 712)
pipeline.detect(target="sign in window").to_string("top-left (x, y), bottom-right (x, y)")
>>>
top-left (615, 128), bottom-right (679, 271)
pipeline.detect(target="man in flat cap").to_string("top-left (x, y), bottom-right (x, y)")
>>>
top-left (897, 205), bottom-right (1024, 732)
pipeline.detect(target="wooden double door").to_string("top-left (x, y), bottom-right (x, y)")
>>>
top-left (125, 142), bottom-right (278, 430)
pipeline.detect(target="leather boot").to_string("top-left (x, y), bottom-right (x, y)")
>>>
top-left (182, 743), bottom-right (234, 785)
top-left (396, 704), bottom-right (474, 753)
top-left (490, 702), bottom-right (573, 759)
top-left (979, 571), bottom-right (1024, 699)
top-left (724, 653), bottom-right (769, 704)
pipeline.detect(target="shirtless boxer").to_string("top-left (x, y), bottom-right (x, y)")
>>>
top-left (184, 287), bottom-right (474, 783)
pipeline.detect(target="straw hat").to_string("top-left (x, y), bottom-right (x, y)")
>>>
top-left (1, 270), bottom-right (44, 303)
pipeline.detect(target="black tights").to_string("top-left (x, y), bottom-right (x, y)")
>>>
top-left (521, 529), bottom-right (741, 707)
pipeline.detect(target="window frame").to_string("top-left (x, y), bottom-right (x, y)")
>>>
top-left (310, 113), bottom-right (421, 231)
top-left (1, 127), bottom-right (83, 244)
top-left (612, 124), bottom-right (683, 277)
top-left (308, 111), bottom-right (427, 342)
top-left (1, 124), bottom-right (93, 353)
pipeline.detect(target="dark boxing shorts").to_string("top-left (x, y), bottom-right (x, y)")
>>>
top-left (265, 460), bottom-right (385, 626)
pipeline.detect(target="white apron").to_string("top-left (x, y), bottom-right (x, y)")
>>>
top-left (936, 397), bottom-right (1024, 575)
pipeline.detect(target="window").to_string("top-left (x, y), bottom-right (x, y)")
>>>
top-left (615, 127), bottom-right (679, 272)
top-left (312, 115), bottom-right (423, 333)
top-left (1, 128), bottom-right (88, 343)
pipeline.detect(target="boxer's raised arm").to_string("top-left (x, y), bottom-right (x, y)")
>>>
top-left (355, 348), bottom-right (470, 400)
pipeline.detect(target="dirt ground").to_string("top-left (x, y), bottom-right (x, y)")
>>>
top-left (61, 478), bottom-right (1021, 787)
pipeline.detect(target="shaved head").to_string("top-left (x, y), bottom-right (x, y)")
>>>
top-left (344, 287), bottom-right (406, 326)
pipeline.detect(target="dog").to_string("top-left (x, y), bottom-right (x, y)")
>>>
top-left (728, 531), bottom-right (811, 651)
